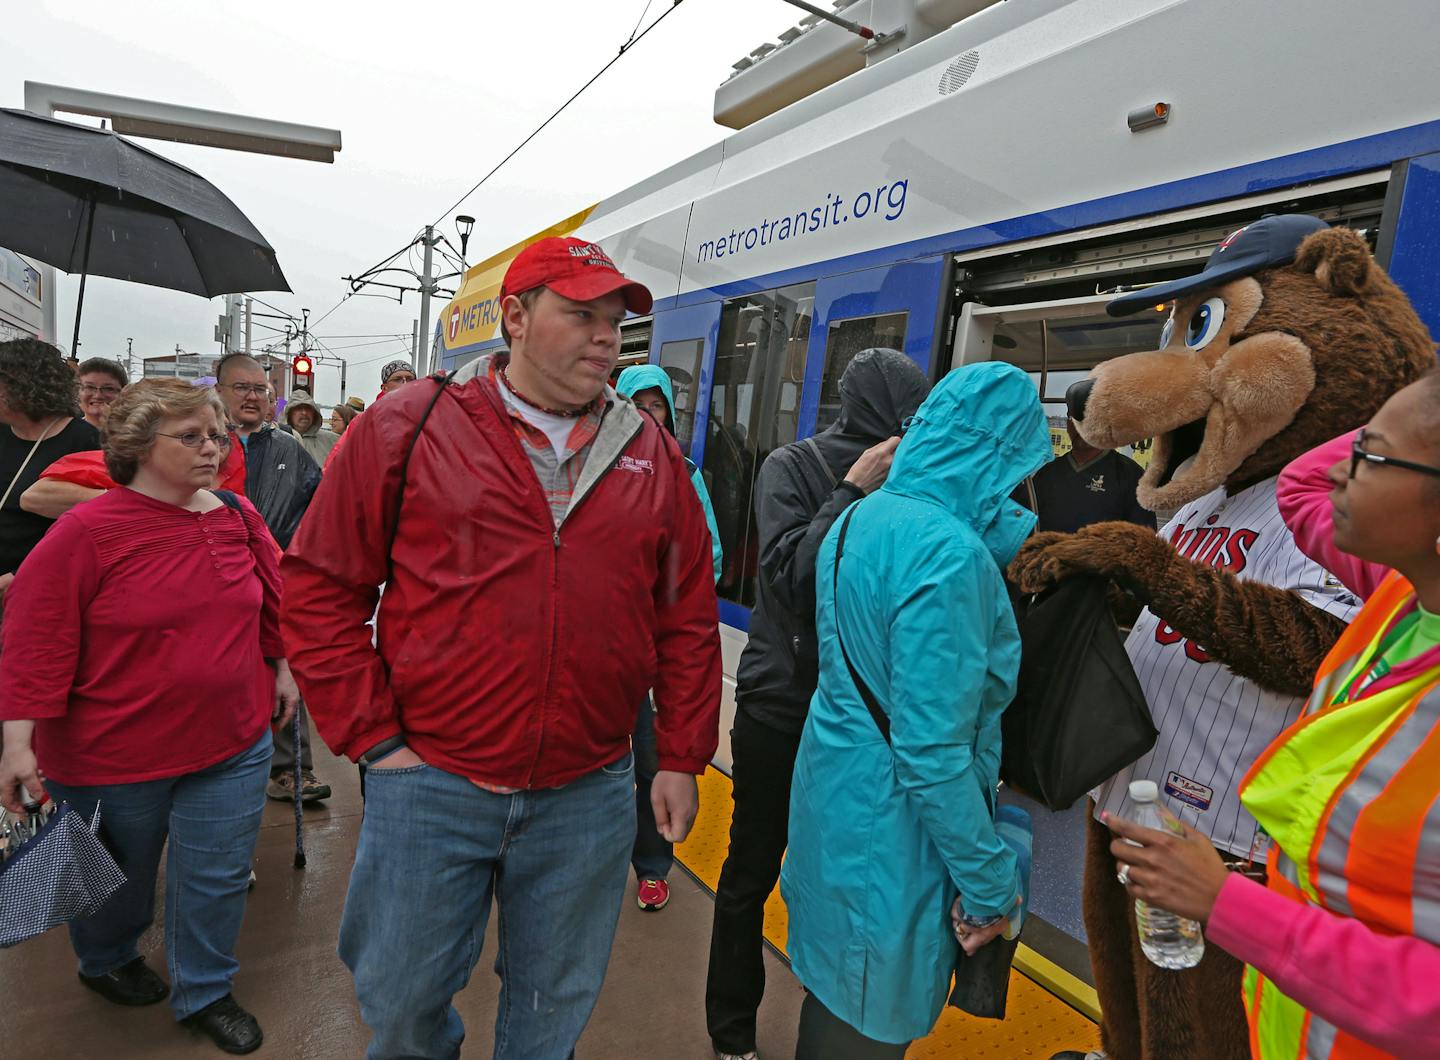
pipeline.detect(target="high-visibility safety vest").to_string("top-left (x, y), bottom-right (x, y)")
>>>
top-left (1238, 570), bottom-right (1440, 1059)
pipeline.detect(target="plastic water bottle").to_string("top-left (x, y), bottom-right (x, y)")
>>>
top-left (1125, 780), bottom-right (1205, 969)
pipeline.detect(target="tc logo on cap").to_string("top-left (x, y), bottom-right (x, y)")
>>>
top-left (1217, 225), bottom-right (1249, 252)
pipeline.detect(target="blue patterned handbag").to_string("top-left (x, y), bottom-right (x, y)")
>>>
top-left (0, 798), bottom-right (126, 948)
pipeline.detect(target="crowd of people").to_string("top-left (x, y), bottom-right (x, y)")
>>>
top-left (0, 230), bottom-right (1435, 1060)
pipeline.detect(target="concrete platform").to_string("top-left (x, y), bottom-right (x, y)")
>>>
top-left (0, 742), bottom-right (805, 1058)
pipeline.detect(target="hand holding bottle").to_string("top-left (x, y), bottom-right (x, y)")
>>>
top-left (1105, 808), bottom-right (1231, 925)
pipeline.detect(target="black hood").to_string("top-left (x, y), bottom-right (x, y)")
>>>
top-left (813, 348), bottom-right (931, 474)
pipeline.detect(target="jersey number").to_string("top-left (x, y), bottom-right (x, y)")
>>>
top-left (1155, 622), bottom-right (1213, 663)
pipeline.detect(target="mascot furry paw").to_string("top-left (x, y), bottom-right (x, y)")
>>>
top-left (1010, 215), bottom-right (1435, 1060)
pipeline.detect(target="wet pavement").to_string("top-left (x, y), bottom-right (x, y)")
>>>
top-left (0, 741), bottom-right (804, 1058)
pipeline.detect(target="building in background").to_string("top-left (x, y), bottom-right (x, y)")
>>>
top-left (0, 248), bottom-right (44, 343)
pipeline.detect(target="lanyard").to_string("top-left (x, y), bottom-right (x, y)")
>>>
top-left (1331, 597), bottom-right (1415, 705)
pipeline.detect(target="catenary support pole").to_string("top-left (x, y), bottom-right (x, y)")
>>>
top-left (416, 227), bottom-right (438, 376)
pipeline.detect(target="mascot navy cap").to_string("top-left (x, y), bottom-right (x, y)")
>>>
top-left (1107, 214), bottom-right (1330, 317)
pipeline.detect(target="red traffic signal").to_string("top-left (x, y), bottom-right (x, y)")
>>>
top-left (292, 354), bottom-right (314, 392)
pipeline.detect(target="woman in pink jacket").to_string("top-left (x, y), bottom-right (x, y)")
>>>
top-left (1106, 371), bottom-right (1440, 1059)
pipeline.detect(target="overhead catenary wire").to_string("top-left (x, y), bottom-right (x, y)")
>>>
top-left (306, 236), bottom-right (421, 332)
top-left (308, 335), bottom-right (415, 352)
top-left (427, 0), bottom-right (691, 229)
top-left (318, 339), bottom-right (418, 370)
top-left (302, 1), bottom-right (690, 344)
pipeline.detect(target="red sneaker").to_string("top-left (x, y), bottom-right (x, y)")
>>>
top-left (636, 877), bottom-right (670, 911)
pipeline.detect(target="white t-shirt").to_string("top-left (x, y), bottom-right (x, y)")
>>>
top-left (499, 380), bottom-right (576, 459)
top-left (1092, 477), bottom-right (1361, 859)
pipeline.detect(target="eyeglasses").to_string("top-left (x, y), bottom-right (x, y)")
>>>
top-left (156, 430), bottom-right (232, 450)
top-left (1350, 427), bottom-right (1440, 480)
top-left (79, 383), bottom-right (122, 397)
top-left (221, 383), bottom-right (269, 398)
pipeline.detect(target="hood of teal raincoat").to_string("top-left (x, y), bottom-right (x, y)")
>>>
top-left (885, 362), bottom-right (1052, 567)
top-left (615, 364), bottom-right (674, 420)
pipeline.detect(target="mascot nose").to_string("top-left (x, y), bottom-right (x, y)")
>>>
top-left (1067, 378), bottom-right (1095, 423)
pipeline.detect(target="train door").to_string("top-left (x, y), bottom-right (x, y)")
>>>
top-left (682, 285), bottom-right (812, 769)
top-left (943, 177), bottom-right (1391, 989)
top-left (955, 293), bottom-right (1166, 465)
top-left (693, 258), bottom-right (950, 771)
top-left (647, 301), bottom-right (722, 462)
top-left (799, 255), bottom-right (948, 435)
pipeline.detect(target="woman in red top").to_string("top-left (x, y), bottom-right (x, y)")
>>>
top-left (0, 379), bottom-right (298, 1056)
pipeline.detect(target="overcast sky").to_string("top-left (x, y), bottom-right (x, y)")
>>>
top-left (1, 0), bottom-right (796, 401)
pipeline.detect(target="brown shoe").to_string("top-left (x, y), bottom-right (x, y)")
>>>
top-left (266, 770), bottom-right (331, 803)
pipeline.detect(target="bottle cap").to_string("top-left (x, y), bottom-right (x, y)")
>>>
top-left (1128, 779), bottom-right (1159, 802)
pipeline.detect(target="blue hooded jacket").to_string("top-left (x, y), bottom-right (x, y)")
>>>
top-left (780, 362), bottom-right (1052, 1043)
top-left (615, 364), bottom-right (723, 583)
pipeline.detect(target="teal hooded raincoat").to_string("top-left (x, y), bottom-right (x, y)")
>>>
top-left (615, 364), bottom-right (723, 583)
top-left (780, 362), bottom-right (1052, 1043)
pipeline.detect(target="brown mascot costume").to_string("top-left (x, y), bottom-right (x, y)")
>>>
top-left (1009, 215), bottom-right (1436, 1060)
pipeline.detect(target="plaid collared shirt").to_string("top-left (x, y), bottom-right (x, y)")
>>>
top-left (470, 361), bottom-right (605, 795)
top-left (491, 359), bottom-right (604, 528)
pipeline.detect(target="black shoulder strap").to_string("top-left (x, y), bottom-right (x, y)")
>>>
top-left (213, 489), bottom-right (243, 511)
top-left (802, 436), bottom-right (838, 489)
top-left (386, 373), bottom-right (451, 568)
top-left (832, 504), bottom-right (891, 745)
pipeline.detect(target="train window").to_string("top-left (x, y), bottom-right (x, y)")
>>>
top-left (992, 309), bottom-right (1167, 405)
top-left (703, 282), bottom-right (814, 606)
top-left (815, 312), bottom-right (908, 433)
top-left (991, 306), bottom-right (1167, 470)
top-left (658, 338), bottom-right (704, 453)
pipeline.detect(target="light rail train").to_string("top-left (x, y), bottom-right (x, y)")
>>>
top-left (434, 0), bottom-right (1440, 1001)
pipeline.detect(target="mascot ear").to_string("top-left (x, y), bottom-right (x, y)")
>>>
top-left (1292, 226), bottom-right (1373, 296)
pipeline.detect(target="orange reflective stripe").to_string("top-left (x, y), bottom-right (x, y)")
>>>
top-left (1325, 1023), bottom-right (1395, 1059)
top-left (1242, 571), bottom-right (1440, 1058)
top-left (1241, 579), bottom-right (1410, 794)
top-left (1344, 679), bottom-right (1440, 934)
top-left (1312, 571), bottom-right (1411, 683)
top-left (1308, 697), bottom-right (1418, 919)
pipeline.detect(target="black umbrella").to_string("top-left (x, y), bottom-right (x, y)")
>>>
top-left (0, 108), bottom-right (291, 356)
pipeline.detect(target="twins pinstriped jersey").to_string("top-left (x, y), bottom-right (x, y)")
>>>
top-left (1092, 477), bottom-right (1361, 859)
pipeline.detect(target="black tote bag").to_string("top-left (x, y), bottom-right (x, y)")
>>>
top-left (1000, 575), bottom-right (1156, 811)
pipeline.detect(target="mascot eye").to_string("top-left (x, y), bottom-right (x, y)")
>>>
top-left (1184, 298), bottom-right (1227, 350)
top-left (1159, 316), bottom-right (1175, 348)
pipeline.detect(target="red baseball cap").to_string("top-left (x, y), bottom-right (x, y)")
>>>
top-left (500, 236), bottom-right (653, 315)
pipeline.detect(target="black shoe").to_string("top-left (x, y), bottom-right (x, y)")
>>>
top-left (181, 994), bottom-right (263, 1055)
top-left (78, 956), bottom-right (170, 1006)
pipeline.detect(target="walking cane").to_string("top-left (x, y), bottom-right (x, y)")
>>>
top-left (291, 708), bottom-right (306, 869)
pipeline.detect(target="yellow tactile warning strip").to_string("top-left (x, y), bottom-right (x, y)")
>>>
top-left (676, 767), bottom-right (1103, 1059)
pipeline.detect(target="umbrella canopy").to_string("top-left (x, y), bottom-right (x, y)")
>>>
top-left (0, 108), bottom-right (290, 300)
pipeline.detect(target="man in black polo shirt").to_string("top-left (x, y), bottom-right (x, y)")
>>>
top-left (1025, 418), bottom-right (1155, 534)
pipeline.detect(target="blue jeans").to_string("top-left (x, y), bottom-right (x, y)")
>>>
top-left (631, 696), bottom-right (673, 880)
top-left (45, 731), bottom-right (272, 1020)
top-left (339, 753), bottom-right (636, 1060)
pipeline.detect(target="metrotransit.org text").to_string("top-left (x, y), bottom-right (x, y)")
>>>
top-left (694, 179), bottom-right (909, 264)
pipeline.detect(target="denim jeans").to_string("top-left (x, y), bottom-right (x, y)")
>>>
top-left (339, 752), bottom-right (636, 1060)
top-left (630, 696), bottom-right (673, 881)
top-left (45, 730), bottom-right (272, 1020)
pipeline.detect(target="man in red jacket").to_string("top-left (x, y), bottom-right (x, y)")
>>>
top-left (280, 237), bottom-right (721, 1060)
